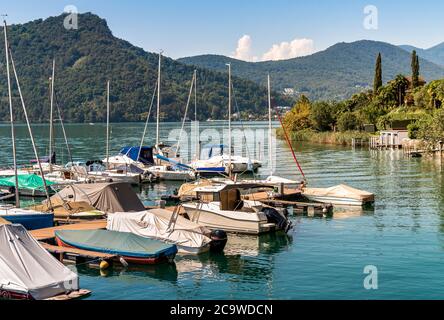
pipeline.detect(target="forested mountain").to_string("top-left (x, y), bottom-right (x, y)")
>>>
top-left (0, 13), bottom-right (289, 123)
top-left (399, 43), bottom-right (444, 66)
top-left (179, 40), bottom-right (444, 101)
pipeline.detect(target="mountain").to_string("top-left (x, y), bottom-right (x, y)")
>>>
top-left (0, 13), bottom-right (288, 123)
top-left (399, 43), bottom-right (444, 66)
top-left (179, 40), bottom-right (444, 101)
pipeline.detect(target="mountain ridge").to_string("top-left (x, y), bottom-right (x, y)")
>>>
top-left (179, 40), bottom-right (444, 101)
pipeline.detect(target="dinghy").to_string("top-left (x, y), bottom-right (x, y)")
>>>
top-left (55, 229), bottom-right (178, 265)
top-left (0, 224), bottom-right (89, 300)
top-left (107, 209), bottom-right (227, 255)
top-left (302, 184), bottom-right (375, 206)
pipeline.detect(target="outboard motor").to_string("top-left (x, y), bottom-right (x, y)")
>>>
top-left (209, 229), bottom-right (228, 253)
top-left (262, 207), bottom-right (293, 233)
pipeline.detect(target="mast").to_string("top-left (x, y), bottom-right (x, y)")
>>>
top-left (156, 52), bottom-right (162, 150)
top-left (268, 74), bottom-right (273, 176)
top-left (194, 69), bottom-right (198, 158)
top-left (3, 19), bottom-right (19, 208)
top-left (106, 80), bottom-right (110, 169)
top-left (227, 63), bottom-right (232, 178)
top-left (49, 59), bottom-right (55, 172)
top-left (9, 46), bottom-right (53, 209)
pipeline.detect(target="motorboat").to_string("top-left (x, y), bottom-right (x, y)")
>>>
top-left (0, 224), bottom-right (89, 300)
top-left (181, 183), bottom-right (292, 235)
top-left (55, 229), bottom-right (178, 265)
top-left (302, 184), bottom-right (375, 206)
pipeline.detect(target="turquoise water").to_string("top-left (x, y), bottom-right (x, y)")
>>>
top-left (1, 121), bottom-right (444, 299)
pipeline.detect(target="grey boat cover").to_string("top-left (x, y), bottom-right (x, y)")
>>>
top-left (48, 182), bottom-right (145, 214)
top-left (107, 209), bottom-right (212, 250)
top-left (0, 224), bottom-right (78, 300)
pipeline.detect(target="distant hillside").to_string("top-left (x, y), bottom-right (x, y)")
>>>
top-left (400, 43), bottom-right (444, 66)
top-left (0, 13), bottom-right (289, 123)
top-left (179, 40), bottom-right (444, 101)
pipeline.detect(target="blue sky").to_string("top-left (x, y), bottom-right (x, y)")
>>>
top-left (1, 0), bottom-right (443, 60)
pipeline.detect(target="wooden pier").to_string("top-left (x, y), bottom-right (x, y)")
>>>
top-left (31, 219), bottom-right (107, 241)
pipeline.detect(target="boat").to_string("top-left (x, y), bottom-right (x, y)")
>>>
top-left (31, 199), bottom-right (105, 220)
top-left (0, 223), bottom-right (89, 300)
top-left (107, 208), bottom-right (227, 255)
top-left (0, 205), bottom-right (54, 230)
top-left (302, 184), bottom-right (375, 206)
top-left (0, 174), bottom-right (56, 198)
top-left (148, 155), bottom-right (196, 181)
top-left (181, 183), bottom-right (293, 234)
top-left (105, 146), bottom-right (155, 171)
top-left (46, 182), bottom-right (146, 214)
top-left (55, 229), bottom-right (178, 265)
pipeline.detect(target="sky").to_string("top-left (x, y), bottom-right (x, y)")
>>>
top-left (1, 0), bottom-right (444, 61)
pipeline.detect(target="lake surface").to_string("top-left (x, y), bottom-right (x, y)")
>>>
top-left (1, 121), bottom-right (444, 299)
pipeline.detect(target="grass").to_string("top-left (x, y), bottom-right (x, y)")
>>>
top-left (278, 128), bottom-right (374, 146)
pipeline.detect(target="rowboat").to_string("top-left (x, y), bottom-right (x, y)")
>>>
top-left (55, 229), bottom-right (178, 265)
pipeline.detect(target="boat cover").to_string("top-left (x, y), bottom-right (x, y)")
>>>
top-left (120, 146), bottom-right (154, 165)
top-left (0, 224), bottom-right (78, 300)
top-left (107, 209), bottom-right (212, 250)
top-left (47, 182), bottom-right (145, 213)
top-left (0, 174), bottom-right (55, 191)
top-left (302, 184), bottom-right (374, 201)
top-left (55, 229), bottom-right (177, 258)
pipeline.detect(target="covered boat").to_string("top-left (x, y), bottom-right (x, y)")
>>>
top-left (0, 174), bottom-right (56, 197)
top-left (107, 209), bottom-right (222, 255)
top-left (0, 205), bottom-right (54, 230)
top-left (47, 182), bottom-right (146, 214)
top-left (302, 184), bottom-right (375, 206)
top-left (55, 229), bottom-right (177, 265)
top-left (0, 224), bottom-right (88, 300)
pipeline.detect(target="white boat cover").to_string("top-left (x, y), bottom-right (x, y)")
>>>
top-left (302, 184), bottom-right (374, 201)
top-left (0, 224), bottom-right (79, 300)
top-left (107, 209), bottom-right (212, 250)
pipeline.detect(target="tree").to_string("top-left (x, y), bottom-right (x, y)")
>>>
top-left (373, 53), bottom-right (382, 94)
top-left (411, 50), bottom-right (420, 89)
top-left (283, 95), bottom-right (312, 132)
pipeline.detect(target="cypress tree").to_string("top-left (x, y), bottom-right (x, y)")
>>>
top-left (411, 50), bottom-right (419, 88)
top-left (374, 53), bottom-right (382, 93)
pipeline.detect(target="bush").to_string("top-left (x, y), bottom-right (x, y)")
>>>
top-left (337, 112), bottom-right (359, 132)
top-left (310, 101), bottom-right (335, 131)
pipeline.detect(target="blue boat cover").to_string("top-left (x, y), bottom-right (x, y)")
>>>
top-left (120, 147), bottom-right (154, 165)
top-left (55, 229), bottom-right (177, 258)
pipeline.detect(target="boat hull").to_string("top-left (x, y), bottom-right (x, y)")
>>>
top-left (303, 195), bottom-right (374, 206)
top-left (55, 230), bottom-right (177, 265)
top-left (0, 212), bottom-right (54, 230)
top-left (182, 205), bottom-right (273, 235)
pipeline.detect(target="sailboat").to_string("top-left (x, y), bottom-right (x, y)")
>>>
top-left (189, 63), bottom-right (261, 175)
top-left (0, 20), bottom-right (54, 230)
top-left (145, 52), bottom-right (196, 181)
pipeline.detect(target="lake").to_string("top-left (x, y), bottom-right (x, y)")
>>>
top-left (1, 121), bottom-right (443, 299)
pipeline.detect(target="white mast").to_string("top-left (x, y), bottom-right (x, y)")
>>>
top-left (106, 80), bottom-right (110, 169)
top-left (226, 63), bottom-right (232, 178)
top-left (49, 59), bottom-right (55, 172)
top-left (268, 74), bottom-right (273, 177)
top-left (156, 51), bottom-right (162, 150)
top-left (3, 19), bottom-right (19, 208)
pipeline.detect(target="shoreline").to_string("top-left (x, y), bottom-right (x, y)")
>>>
top-left (278, 129), bottom-right (373, 146)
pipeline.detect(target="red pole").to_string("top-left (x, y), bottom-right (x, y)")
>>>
top-left (276, 110), bottom-right (306, 181)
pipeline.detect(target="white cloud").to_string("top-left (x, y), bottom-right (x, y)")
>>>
top-left (232, 35), bottom-right (258, 62)
top-left (262, 38), bottom-right (315, 61)
top-left (232, 35), bottom-right (315, 62)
